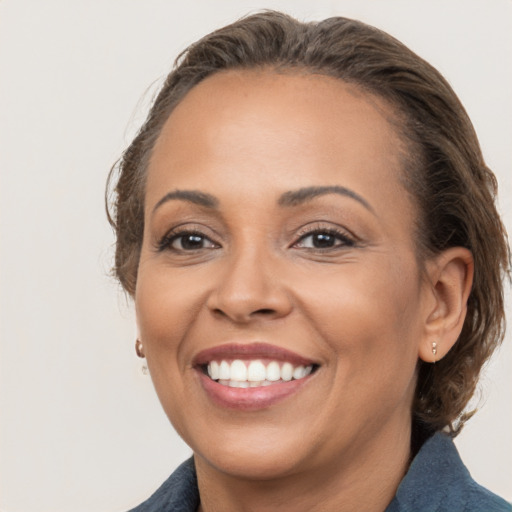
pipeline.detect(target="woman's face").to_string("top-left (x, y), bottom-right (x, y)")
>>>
top-left (136, 70), bottom-right (433, 479)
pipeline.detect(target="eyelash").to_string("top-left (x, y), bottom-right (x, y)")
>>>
top-left (157, 229), bottom-right (219, 252)
top-left (157, 225), bottom-right (356, 253)
top-left (292, 226), bottom-right (356, 250)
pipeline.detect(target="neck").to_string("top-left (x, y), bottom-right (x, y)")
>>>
top-left (195, 421), bottom-right (412, 512)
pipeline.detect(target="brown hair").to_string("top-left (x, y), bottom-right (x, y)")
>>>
top-left (106, 11), bottom-right (510, 434)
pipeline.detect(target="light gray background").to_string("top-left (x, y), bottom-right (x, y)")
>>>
top-left (0, 1), bottom-right (510, 511)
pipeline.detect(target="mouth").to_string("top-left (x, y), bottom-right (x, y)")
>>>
top-left (193, 343), bottom-right (320, 410)
top-left (200, 359), bottom-right (317, 388)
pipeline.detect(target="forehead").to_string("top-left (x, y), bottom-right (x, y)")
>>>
top-left (154, 69), bottom-right (404, 153)
top-left (146, 69), bottom-right (412, 222)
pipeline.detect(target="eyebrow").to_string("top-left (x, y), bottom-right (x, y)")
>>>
top-left (152, 185), bottom-right (374, 215)
top-left (278, 186), bottom-right (374, 213)
top-left (152, 189), bottom-right (219, 214)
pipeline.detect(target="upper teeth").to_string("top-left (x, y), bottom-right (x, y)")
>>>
top-left (207, 359), bottom-right (313, 387)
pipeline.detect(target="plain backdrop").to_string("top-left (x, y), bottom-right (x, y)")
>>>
top-left (0, 1), bottom-right (510, 511)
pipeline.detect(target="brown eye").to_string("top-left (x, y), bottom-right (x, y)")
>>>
top-left (295, 230), bottom-right (355, 250)
top-left (173, 234), bottom-right (210, 250)
top-left (159, 231), bottom-right (219, 252)
top-left (309, 233), bottom-right (336, 248)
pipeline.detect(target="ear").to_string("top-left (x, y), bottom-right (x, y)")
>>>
top-left (418, 247), bottom-right (474, 363)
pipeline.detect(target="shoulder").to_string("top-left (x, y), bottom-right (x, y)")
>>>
top-left (463, 478), bottom-right (512, 512)
top-left (387, 432), bottom-right (511, 512)
top-left (127, 458), bottom-right (200, 512)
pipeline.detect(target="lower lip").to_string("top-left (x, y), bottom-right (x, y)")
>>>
top-left (197, 371), bottom-right (314, 411)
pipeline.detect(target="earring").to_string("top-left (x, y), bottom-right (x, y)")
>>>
top-left (135, 339), bottom-right (149, 375)
top-left (135, 339), bottom-right (145, 358)
top-left (432, 342), bottom-right (438, 363)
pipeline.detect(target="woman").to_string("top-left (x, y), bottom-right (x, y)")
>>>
top-left (107, 11), bottom-right (511, 512)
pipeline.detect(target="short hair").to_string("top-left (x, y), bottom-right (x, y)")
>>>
top-left (106, 11), bottom-right (510, 435)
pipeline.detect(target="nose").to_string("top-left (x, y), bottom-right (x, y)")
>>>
top-left (206, 247), bottom-right (293, 324)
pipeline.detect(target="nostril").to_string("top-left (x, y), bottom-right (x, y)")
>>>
top-left (253, 308), bottom-right (276, 316)
top-left (211, 307), bottom-right (277, 322)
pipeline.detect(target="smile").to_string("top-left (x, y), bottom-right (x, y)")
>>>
top-left (205, 359), bottom-right (314, 388)
top-left (194, 343), bottom-right (319, 410)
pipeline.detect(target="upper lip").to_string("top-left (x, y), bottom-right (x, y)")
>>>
top-left (193, 342), bottom-right (317, 367)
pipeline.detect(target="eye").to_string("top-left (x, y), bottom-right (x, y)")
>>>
top-left (294, 229), bottom-right (355, 250)
top-left (158, 231), bottom-right (219, 252)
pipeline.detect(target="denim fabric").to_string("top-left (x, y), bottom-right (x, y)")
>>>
top-left (128, 458), bottom-right (199, 512)
top-left (385, 433), bottom-right (511, 512)
top-left (129, 432), bottom-right (511, 511)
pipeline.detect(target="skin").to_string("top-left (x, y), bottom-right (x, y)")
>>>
top-left (135, 70), bottom-right (473, 512)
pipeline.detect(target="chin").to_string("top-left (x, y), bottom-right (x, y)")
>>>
top-left (197, 443), bottom-right (306, 481)
top-left (177, 418), bottom-right (311, 480)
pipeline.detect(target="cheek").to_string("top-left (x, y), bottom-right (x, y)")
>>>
top-left (300, 256), bottom-right (422, 433)
top-left (135, 264), bottom-right (204, 437)
top-left (297, 254), bottom-right (422, 366)
top-left (135, 261), bottom-right (206, 396)
top-left (136, 262), bottom-right (203, 342)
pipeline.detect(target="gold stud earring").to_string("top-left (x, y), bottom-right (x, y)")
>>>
top-left (135, 339), bottom-right (148, 375)
top-left (135, 339), bottom-right (145, 358)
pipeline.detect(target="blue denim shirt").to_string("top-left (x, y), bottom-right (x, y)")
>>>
top-left (129, 432), bottom-right (511, 511)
